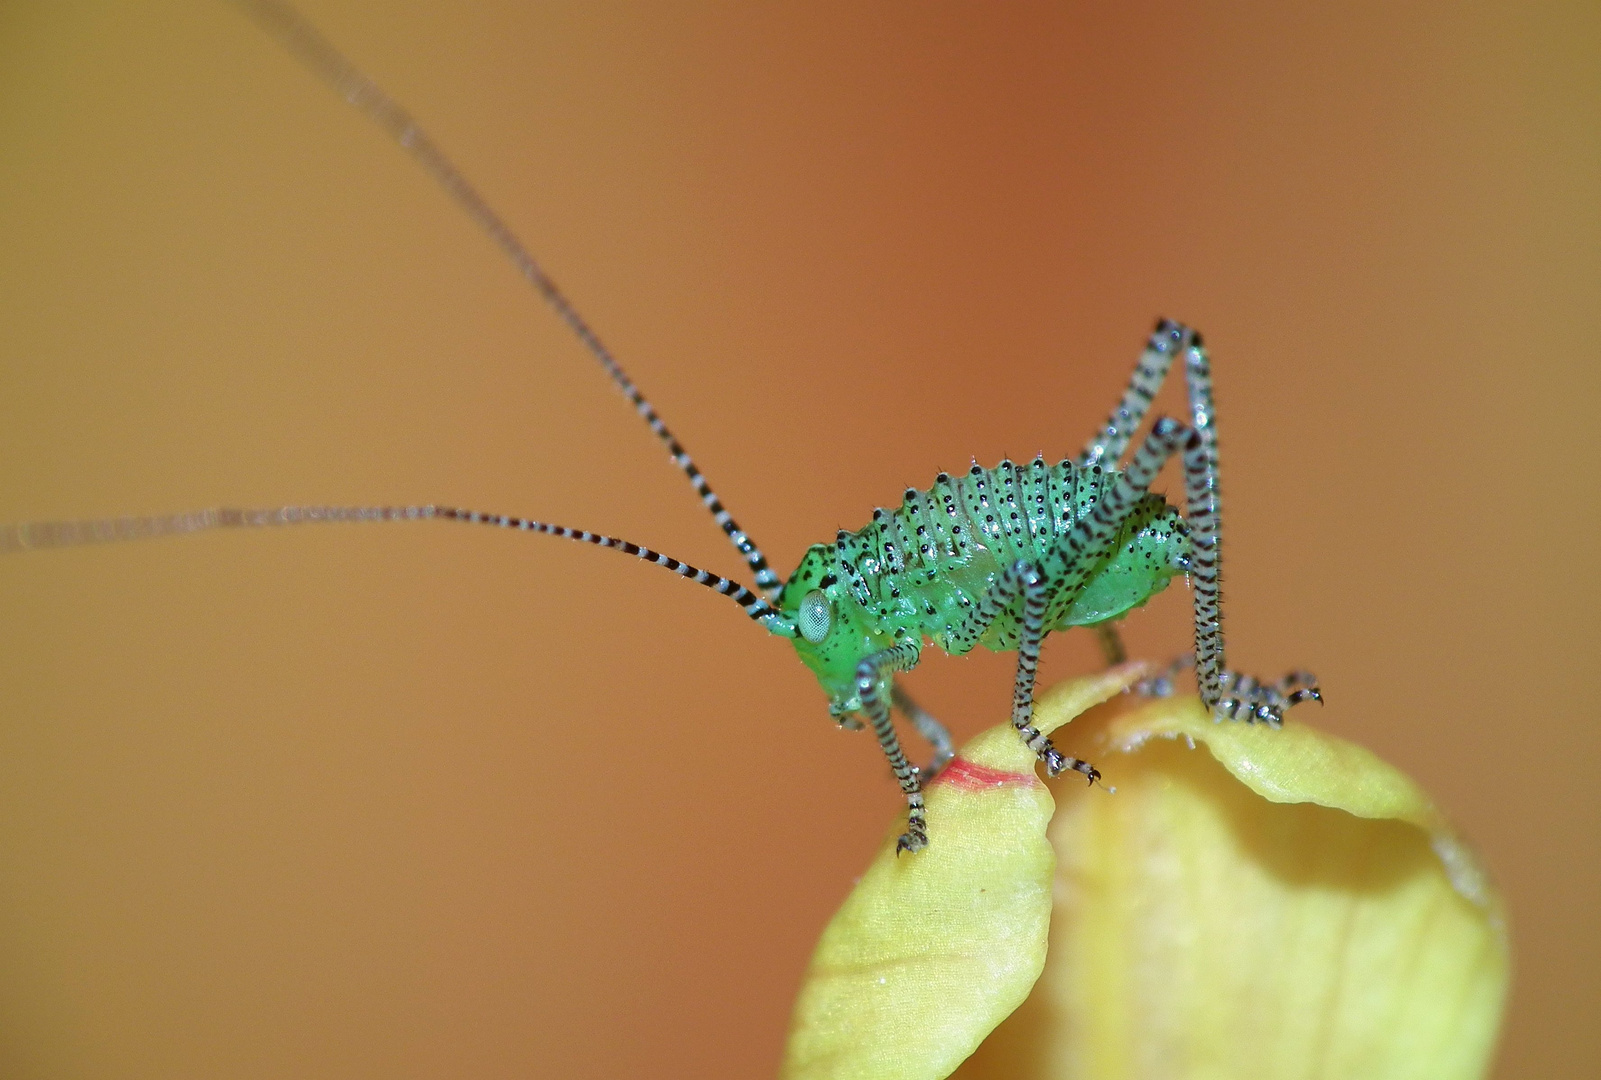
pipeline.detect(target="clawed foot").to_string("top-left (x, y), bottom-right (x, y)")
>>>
top-left (1133, 657), bottom-right (1322, 726)
top-left (1215, 669), bottom-right (1323, 726)
top-left (895, 814), bottom-right (929, 855)
top-left (1038, 741), bottom-right (1102, 786)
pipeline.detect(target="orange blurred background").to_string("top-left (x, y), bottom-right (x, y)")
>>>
top-left (0, 2), bottom-right (1595, 1077)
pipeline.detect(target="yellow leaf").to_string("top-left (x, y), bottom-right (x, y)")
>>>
top-left (960, 691), bottom-right (1508, 1080)
top-left (786, 674), bottom-right (1510, 1080)
top-left (782, 664), bottom-right (1153, 1080)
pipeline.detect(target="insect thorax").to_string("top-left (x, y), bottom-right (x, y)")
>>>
top-left (777, 456), bottom-right (1191, 712)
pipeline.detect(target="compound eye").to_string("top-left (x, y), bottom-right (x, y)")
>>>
top-left (798, 589), bottom-right (833, 644)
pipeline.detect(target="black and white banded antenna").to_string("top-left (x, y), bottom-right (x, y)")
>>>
top-left (0, 2), bottom-right (796, 634)
top-left (232, 0), bottom-right (781, 598)
top-left (0, 504), bottom-right (793, 631)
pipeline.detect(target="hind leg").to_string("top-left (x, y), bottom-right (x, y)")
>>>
top-left (1167, 324), bottom-right (1322, 724)
top-left (1079, 318), bottom-right (1184, 469)
top-left (1077, 320), bottom-right (1322, 724)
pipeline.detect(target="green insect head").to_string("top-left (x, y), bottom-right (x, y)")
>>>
top-left (775, 544), bottom-right (897, 717)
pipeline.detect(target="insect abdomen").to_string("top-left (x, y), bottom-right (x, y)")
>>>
top-left (836, 457), bottom-right (1107, 654)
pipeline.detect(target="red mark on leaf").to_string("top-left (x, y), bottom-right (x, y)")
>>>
top-left (934, 757), bottom-right (1037, 790)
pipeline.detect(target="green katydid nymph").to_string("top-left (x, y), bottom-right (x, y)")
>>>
top-left (1, 0), bottom-right (1321, 855)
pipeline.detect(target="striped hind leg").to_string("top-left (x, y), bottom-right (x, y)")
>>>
top-left (1169, 327), bottom-right (1322, 724)
top-left (854, 642), bottom-right (928, 854)
top-left (1081, 321), bottom-right (1323, 724)
top-left (1079, 318), bottom-right (1185, 469)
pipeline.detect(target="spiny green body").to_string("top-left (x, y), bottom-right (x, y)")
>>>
top-left (780, 457), bottom-right (1190, 715)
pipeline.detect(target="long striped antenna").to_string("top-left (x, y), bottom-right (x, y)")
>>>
top-left (0, 506), bottom-right (797, 634)
top-left (229, 0), bottom-right (783, 598)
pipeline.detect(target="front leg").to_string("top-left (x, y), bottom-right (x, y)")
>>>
top-left (854, 642), bottom-right (927, 853)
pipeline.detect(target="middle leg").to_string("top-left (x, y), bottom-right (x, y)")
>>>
top-left (944, 422), bottom-right (1209, 777)
top-left (1011, 562), bottom-right (1101, 784)
top-left (943, 559), bottom-right (1102, 783)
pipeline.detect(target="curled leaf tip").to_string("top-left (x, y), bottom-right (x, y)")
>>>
top-left (1103, 696), bottom-right (1501, 913)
